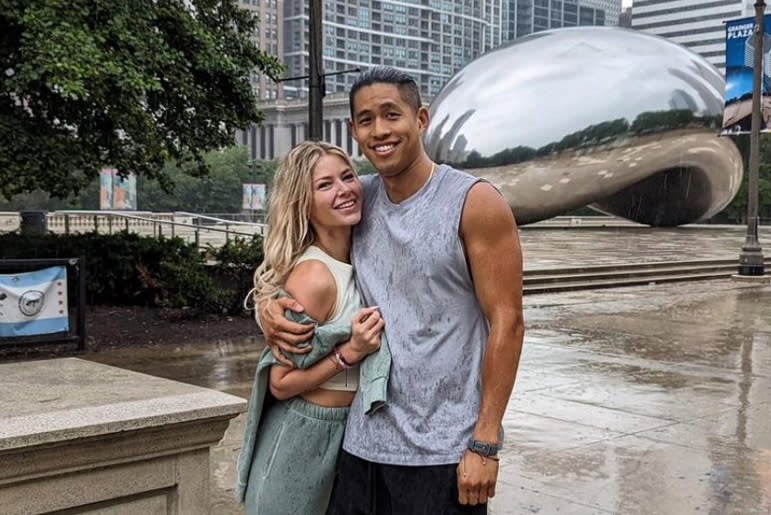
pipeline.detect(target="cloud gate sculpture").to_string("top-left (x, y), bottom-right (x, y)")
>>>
top-left (424, 27), bottom-right (743, 226)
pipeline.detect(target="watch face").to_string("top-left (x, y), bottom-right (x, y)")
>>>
top-left (469, 440), bottom-right (497, 456)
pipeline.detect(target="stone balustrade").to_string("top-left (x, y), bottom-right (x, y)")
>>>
top-left (0, 211), bottom-right (264, 246)
top-left (0, 358), bottom-right (246, 515)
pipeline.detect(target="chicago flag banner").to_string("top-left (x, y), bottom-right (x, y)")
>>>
top-left (0, 266), bottom-right (69, 338)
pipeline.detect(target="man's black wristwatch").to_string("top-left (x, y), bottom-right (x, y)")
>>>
top-left (467, 438), bottom-right (502, 457)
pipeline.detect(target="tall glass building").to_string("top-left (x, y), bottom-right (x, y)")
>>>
top-left (581, 0), bottom-right (622, 26)
top-left (632, 0), bottom-right (751, 73)
top-left (239, 0), bottom-right (282, 101)
top-left (283, 0), bottom-right (502, 99)
top-left (237, 0), bottom-right (619, 161)
top-left (502, 0), bottom-right (617, 41)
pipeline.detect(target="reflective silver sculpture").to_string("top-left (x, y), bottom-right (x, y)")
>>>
top-left (424, 27), bottom-right (743, 226)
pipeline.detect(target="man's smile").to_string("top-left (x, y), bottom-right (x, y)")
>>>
top-left (372, 142), bottom-right (398, 156)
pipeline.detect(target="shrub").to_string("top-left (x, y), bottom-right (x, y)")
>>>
top-left (206, 235), bottom-right (264, 314)
top-left (0, 232), bottom-right (231, 312)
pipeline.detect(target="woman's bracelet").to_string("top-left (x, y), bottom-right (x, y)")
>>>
top-left (328, 353), bottom-right (344, 371)
top-left (332, 347), bottom-right (352, 370)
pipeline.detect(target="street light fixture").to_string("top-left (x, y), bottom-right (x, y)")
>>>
top-left (738, 0), bottom-right (766, 276)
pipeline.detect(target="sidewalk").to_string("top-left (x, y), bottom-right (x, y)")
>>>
top-left (72, 226), bottom-right (770, 514)
top-left (493, 278), bottom-right (771, 514)
top-left (82, 276), bottom-right (771, 514)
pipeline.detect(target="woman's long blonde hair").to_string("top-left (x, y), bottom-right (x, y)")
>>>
top-left (253, 141), bottom-right (357, 301)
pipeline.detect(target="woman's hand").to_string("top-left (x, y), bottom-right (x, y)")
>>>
top-left (341, 307), bottom-right (384, 363)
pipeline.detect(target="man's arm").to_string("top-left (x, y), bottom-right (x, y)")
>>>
top-left (268, 260), bottom-right (383, 398)
top-left (457, 181), bottom-right (524, 506)
top-left (257, 294), bottom-right (315, 366)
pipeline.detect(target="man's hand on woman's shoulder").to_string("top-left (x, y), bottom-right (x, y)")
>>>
top-left (258, 295), bottom-right (314, 366)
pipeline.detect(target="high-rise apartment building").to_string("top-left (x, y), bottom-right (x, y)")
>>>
top-left (282, 1), bottom-right (502, 100)
top-left (619, 5), bottom-right (632, 27)
top-left (237, 1), bottom-right (618, 161)
top-left (631, 0), bottom-right (752, 73)
top-left (239, 0), bottom-right (283, 101)
top-left (502, 0), bottom-right (618, 42)
top-left (243, 1), bottom-right (619, 101)
top-left (581, 0), bottom-right (622, 26)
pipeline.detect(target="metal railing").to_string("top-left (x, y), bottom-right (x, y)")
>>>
top-left (185, 212), bottom-right (266, 223)
top-left (0, 211), bottom-right (266, 248)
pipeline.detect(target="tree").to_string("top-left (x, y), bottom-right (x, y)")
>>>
top-left (0, 147), bottom-right (279, 212)
top-left (354, 158), bottom-right (377, 176)
top-left (717, 134), bottom-right (771, 222)
top-left (138, 146), bottom-right (276, 212)
top-left (0, 0), bottom-right (283, 199)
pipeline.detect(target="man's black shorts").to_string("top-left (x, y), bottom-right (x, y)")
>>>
top-left (326, 450), bottom-right (487, 515)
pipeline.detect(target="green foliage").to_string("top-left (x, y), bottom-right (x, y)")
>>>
top-left (0, 149), bottom-right (279, 213)
top-left (554, 118), bottom-right (631, 152)
top-left (630, 110), bottom-right (695, 133)
top-left (0, 231), bottom-right (261, 313)
top-left (353, 158), bottom-right (377, 176)
top-left (0, 186), bottom-right (98, 211)
top-left (465, 146), bottom-right (537, 168)
top-left (209, 234), bottom-right (264, 266)
top-left (0, 0), bottom-right (284, 199)
top-left (207, 235), bottom-right (264, 313)
top-left (717, 134), bottom-right (771, 222)
top-left (138, 147), bottom-right (277, 212)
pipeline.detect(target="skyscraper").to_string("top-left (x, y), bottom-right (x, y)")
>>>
top-left (581, 0), bottom-right (622, 26)
top-left (282, 0), bottom-right (502, 100)
top-left (502, 0), bottom-right (618, 42)
top-left (237, 1), bottom-right (619, 161)
top-left (632, 0), bottom-right (751, 73)
top-left (239, 0), bottom-right (283, 101)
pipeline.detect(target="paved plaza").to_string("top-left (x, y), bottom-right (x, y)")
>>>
top-left (78, 226), bottom-right (771, 514)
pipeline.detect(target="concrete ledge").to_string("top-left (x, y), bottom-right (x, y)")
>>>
top-left (730, 274), bottom-right (771, 284)
top-left (0, 358), bottom-right (246, 515)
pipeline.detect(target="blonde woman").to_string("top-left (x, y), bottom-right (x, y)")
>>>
top-left (236, 141), bottom-right (386, 514)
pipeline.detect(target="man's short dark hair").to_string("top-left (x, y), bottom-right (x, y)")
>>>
top-left (349, 66), bottom-right (422, 117)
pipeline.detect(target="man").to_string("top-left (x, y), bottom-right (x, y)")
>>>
top-left (259, 67), bottom-right (523, 513)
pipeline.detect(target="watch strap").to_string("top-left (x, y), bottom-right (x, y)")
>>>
top-left (467, 439), bottom-right (501, 456)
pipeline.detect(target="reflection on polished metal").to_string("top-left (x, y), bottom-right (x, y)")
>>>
top-left (424, 27), bottom-right (744, 226)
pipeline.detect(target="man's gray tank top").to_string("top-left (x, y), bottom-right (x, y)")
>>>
top-left (344, 164), bottom-right (489, 466)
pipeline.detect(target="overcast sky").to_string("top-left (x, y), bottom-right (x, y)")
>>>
top-left (622, 0), bottom-right (632, 7)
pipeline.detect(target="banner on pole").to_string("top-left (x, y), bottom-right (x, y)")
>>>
top-left (242, 184), bottom-right (266, 211)
top-left (100, 168), bottom-right (137, 210)
top-left (99, 168), bottom-right (113, 210)
top-left (0, 266), bottom-right (69, 338)
top-left (723, 15), bottom-right (771, 134)
top-left (113, 173), bottom-right (137, 210)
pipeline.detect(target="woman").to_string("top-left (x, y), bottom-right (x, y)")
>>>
top-left (236, 141), bottom-right (385, 514)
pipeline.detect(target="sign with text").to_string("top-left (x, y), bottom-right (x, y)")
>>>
top-left (0, 266), bottom-right (69, 338)
top-left (723, 15), bottom-right (771, 133)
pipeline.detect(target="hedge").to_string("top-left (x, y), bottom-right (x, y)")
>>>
top-left (0, 232), bottom-right (263, 315)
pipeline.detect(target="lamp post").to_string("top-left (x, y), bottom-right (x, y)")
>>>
top-left (276, 2), bottom-right (360, 142)
top-left (739, 0), bottom-right (766, 276)
top-left (308, 0), bottom-right (323, 141)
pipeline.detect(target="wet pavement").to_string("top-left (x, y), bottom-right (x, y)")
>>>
top-left (76, 226), bottom-right (771, 515)
top-left (519, 225), bottom-right (771, 269)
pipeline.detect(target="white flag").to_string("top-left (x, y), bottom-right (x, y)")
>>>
top-left (0, 266), bottom-right (69, 337)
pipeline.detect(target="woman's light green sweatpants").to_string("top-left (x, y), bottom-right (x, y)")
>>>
top-left (243, 397), bottom-right (349, 515)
